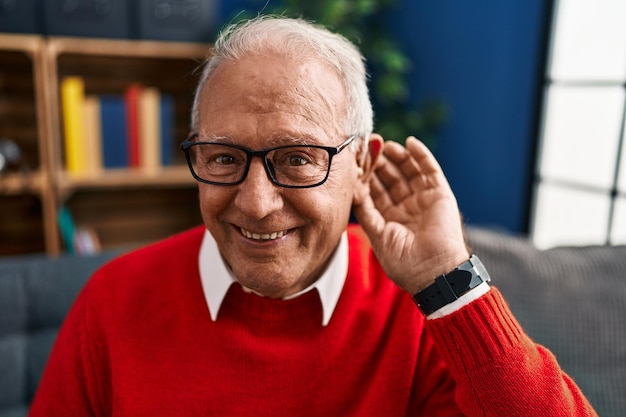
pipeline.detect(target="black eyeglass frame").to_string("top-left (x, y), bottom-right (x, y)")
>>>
top-left (180, 133), bottom-right (358, 189)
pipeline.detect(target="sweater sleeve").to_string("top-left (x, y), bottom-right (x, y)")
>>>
top-left (424, 287), bottom-right (598, 417)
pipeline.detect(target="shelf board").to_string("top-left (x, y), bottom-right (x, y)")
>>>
top-left (47, 36), bottom-right (210, 60)
top-left (57, 165), bottom-right (197, 192)
top-left (0, 171), bottom-right (47, 195)
top-left (0, 33), bottom-right (43, 54)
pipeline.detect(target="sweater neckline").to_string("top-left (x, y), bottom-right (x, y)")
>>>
top-left (218, 283), bottom-right (325, 324)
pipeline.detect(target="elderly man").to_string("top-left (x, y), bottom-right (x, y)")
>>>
top-left (30, 16), bottom-right (596, 416)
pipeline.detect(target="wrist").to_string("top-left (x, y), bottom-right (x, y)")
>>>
top-left (427, 281), bottom-right (491, 319)
top-left (411, 249), bottom-right (471, 293)
top-left (413, 254), bottom-right (491, 316)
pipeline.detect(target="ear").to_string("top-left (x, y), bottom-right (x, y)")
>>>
top-left (353, 133), bottom-right (383, 205)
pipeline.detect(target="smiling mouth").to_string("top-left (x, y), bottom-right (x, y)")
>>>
top-left (240, 228), bottom-right (287, 241)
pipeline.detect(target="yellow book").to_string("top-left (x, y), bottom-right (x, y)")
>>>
top-left (83, 95), bottom-right (103, 173)
top-left (138, 86), bottom-right (161, 172)
top-left (60, 77), bottom-right (86, 173)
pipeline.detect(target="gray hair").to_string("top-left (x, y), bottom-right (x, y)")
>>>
top-left (190, 16), bottom-right (373, 149)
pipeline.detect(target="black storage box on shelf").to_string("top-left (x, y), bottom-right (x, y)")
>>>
top-left (42, 0), bottom-right (130, 39)
top-left (135, 0), bottom-right (216, 42)
top-left (0, 0), bottom-right (38, 34)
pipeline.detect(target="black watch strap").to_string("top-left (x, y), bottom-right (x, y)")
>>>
top-left (413, 255), bottom-right (491, 316)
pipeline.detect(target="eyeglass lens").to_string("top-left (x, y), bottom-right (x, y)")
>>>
top-left (187, 143), bottom-right (331, 187)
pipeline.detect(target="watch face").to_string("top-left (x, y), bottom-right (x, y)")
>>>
top-left (447, 269), bottom-right (473, 292)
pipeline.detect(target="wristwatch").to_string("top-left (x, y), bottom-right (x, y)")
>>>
top-left (413, 255), bottom-right (491, 316)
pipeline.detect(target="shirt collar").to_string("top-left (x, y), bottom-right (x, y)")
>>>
top-left (198, 229), bottom-right (348, 326)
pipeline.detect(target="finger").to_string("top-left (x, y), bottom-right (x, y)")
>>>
top-left (403, 137), bottom-right (455, 193)
top-left (369, 170), bottom-right (395, 214)
top-left (405, 137), bottom-right (443, 178)
top-left (374, 145), bottom-right (414, 204)
top-left (383, 140), bottom-right (422, 180)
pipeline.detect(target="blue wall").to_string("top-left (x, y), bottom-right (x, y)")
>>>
top-left (387, 2), bottom-right (551, 233)
top-left (218, 1), bottom-right (550, 234)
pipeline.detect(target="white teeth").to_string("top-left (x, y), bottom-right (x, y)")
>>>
top-left (240, 228), bottom-right (286, 241)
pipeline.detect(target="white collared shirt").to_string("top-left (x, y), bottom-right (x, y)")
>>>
top-left (198, 229), bottom-right (348, 326)
top-left (198, 229), bottom-right (490, 324)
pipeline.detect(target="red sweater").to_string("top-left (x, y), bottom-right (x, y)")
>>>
top-left (30, 225), bottom-right (597, 416)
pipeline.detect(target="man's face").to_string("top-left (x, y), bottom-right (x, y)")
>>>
top-left (196, 53), bottom-right (363, 298)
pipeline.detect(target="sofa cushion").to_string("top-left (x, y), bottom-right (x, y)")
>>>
top-left (0, 251), bottom-right (119, 417)
top-left (467, 227), bottom-right (626, 417)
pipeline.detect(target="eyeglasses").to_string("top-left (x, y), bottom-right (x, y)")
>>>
top-left (180, 133), bottom-right (358, 189)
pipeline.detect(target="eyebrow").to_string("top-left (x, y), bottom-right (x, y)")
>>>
top-left (197, 134), bottom-right (235, 144)
top-left (266, 135), bottom-right (318, 147)
top-left (199, 134), bottom-right (320, 147)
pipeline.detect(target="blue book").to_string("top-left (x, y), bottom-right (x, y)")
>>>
top-left (160, 93), bottom-right (175, 166)
top-left (100, 95), bottom-right (128, 168)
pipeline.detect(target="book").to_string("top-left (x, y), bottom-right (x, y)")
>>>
top-left (100, 95), bottom-right (128, 168)
top-left (57, 206), bottom-right (76, 254)
top-left (138, 86), bottom-right (161, 172)
top-left (57, 206), bottom-right (101, 256)
top-left (160, 93), bottom-right (176, 166)
top-left (124, 84), bottom-right (142, 168)
top-left (83, 95), bottom-right (103, 173)
top-left (60, 76), bottom-right (86, 173)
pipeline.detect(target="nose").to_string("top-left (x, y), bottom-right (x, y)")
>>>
top-left (234, 158), bottom-right (284, 219)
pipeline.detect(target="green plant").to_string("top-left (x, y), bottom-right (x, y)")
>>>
top-left (254, 0), bottom-right (447, 147)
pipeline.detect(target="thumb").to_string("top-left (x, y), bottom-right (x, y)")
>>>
top-left (352, 195), bottom-right (385, 243)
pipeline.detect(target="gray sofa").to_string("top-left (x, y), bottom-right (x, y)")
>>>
top-left (0, 227), bottom-right (624, 416)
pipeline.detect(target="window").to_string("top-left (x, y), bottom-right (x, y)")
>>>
top-left (530, 0), bottom-right (626, 248)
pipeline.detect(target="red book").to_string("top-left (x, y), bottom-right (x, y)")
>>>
top-left (124, 84), bottom-right (142, 167)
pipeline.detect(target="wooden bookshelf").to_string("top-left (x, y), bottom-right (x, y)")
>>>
top-left (55, 166), bottom-right (195, 200)
top-left (0, 34), bottom-right (207, 256)
top-left (0, 171), bottom-right (47, 195)
top-left (0, 34), bottom-right (56, 255)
